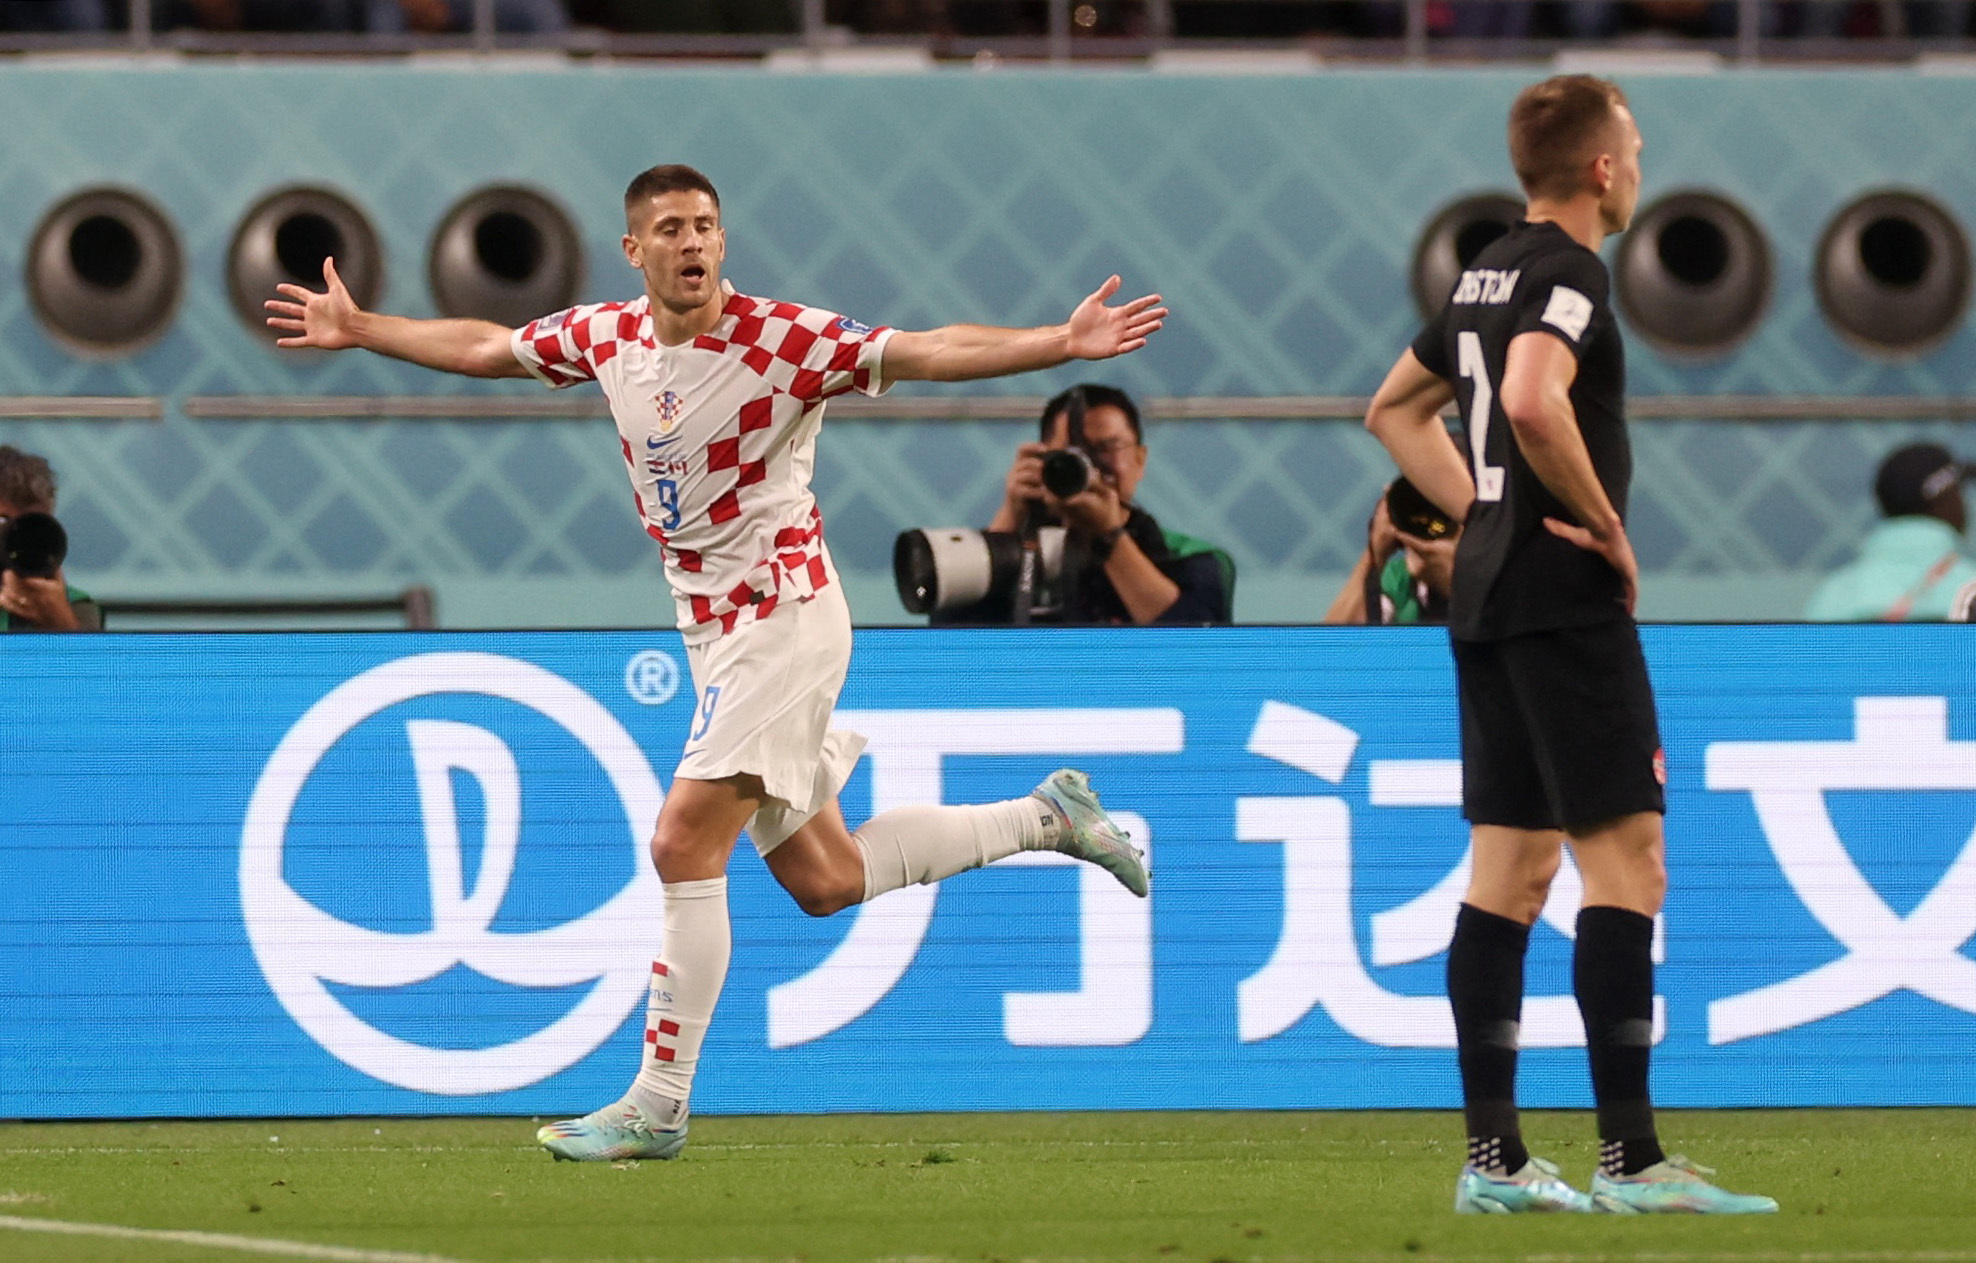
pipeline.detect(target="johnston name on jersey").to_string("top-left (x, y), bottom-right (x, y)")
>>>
top-left (1412, 220), bottom-right (1632, 641)
top-left (512, 286), bottom-right (892, 644)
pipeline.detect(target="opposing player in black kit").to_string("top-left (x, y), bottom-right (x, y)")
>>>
top-left (1365, 76), bottom-right (1776, 1214)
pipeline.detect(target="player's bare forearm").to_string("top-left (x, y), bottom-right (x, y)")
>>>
top-left (347, 312), bottom-right (530, 379)
top-left (885, 323), bottom-right (1071, 383)
top-left (1510, 402), bottom-right (1619, 537)
top-left (1501, 334), bottom-right (1620, 538)
top-left (886, 276), bottom-right (1165, 383)
top-left (265, 257), bottom-right (528, 379)
top-left (1501, 333), bottom-right (1637, 610)
top-left (1365, 350), bottom-right (1473, 522)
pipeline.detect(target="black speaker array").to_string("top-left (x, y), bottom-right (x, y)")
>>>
top-left (17, 184), bottom-right (1976, 362)
top-left (21, 184), bottom-right (584, 355)
top-left (1411, 189), bottom-right (1975, 360)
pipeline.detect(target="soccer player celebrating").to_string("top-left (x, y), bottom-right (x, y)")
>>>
top-left (267, 164), bottom-right (1162, 1162)
top-left (1363, 79), bottom-right (1775, 1214)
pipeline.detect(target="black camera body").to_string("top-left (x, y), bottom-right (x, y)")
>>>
top-left (0, 511), bottom-right (67, 579)
top-left (1041, 446), bottom-right (1098, 499)
top-left (1039, 383), bottom-right (1121, 501)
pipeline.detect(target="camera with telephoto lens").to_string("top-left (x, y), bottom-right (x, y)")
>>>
top-left (1384, 477), bottom-right (1457, 541)
top-left (0, 511), bottom-right (67, 579)
top-left (893, 525), bottom-right (1067, 616)
top-left (896, 385), bottom-right (1125, 620)
top-left (897, 438), bottom-right (1112, 618)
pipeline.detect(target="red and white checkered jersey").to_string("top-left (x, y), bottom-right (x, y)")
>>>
top-left (511, 287), bottom-right (893, 644)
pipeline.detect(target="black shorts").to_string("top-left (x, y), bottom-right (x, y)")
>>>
top-left (1452, 619), bottom-right (1666, 832)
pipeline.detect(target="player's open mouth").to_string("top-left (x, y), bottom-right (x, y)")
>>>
top-left (681, 266), bottom-right (706, 282)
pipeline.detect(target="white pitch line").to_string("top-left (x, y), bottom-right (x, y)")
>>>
top-left (0, 1214), bottom-right (469, 1263)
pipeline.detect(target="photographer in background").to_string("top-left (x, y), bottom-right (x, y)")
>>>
top-left (1325, 477), bottom-right (1459, 625)
top-left (0, 446), bottom-right (99, 632)
top-left (936, 384), bottom-right (1231, 625)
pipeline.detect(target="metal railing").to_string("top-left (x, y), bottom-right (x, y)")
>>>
top-left (16, 394), bottom-right (1976, 422)
top-left (105, 586), bottom-right (439, 629)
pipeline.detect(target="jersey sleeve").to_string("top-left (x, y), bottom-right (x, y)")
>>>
top-left (510, 303), bottom-right (621, 389)
top-left (1508, 252), bottom-right (1610, 360)
top-left (1409, 303), bottom-right (1452, 379)
top-left (783, 307), bottom-right (895, 404)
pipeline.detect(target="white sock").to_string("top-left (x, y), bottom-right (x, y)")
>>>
top-left (853, 797), bottom-right (1063, 901)
top-left (627, 876), bottom-right (729, 1126)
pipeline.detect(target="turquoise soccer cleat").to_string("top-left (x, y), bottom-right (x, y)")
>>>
top-left (1592, 1155), bottom-right (1778, 1214)
top-left (537, 1100), bottom-right (688, 1162)
top-left (1032, 768), bottom-right (1148, 897)
top-left (1454, 1157), bottom-right (1597, 1214)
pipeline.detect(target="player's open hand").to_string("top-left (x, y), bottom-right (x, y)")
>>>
top-left (1544, 516), bottom-right (1639, 615)
top-left (264, 258), bottom-right (362, 350)
top-left (1065, 275), bottom-right (1167, 361)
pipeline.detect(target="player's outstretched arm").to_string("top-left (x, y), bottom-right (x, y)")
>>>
top-left (1364, 349), bottom-right (1472, 523)
top-left (264, 258), bottom-right (531, 379)
top-left (884, 275), bottom-right (1166, 383)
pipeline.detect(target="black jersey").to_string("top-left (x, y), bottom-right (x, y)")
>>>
top-left (1411, 219), bottom-right (1630, 641)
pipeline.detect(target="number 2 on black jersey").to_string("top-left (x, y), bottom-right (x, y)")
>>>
top-left (1456, 331), bottom-right (1506, 503)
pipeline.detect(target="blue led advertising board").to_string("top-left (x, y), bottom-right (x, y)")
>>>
top-left (3, 625), bottom-right (1974, 1118)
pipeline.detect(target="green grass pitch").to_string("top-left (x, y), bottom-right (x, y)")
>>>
top-left (2, 1110), bottom-right (1973, 1262)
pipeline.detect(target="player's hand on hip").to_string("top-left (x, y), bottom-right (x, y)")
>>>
top-left (264, 257), bottom-right (362, 351)
top-left (1544, 516), bottom-right (1639, 615)
top-left (1065, 275), bottom-right (1167, 360)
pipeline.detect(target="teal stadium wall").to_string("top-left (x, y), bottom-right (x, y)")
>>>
top-left (2, 64), bottom-right (1973, 626)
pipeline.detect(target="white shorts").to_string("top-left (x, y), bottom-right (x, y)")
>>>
top-left (675, 581), bottom-right (867, 855)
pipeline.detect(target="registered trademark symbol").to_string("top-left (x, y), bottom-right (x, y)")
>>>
top-left (625, 649), bottom-right (680, 706)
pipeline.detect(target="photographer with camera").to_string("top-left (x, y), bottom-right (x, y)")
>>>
top-left (1325, 477), bottom-right (1461, 625)
top-left (0, 445), bottom-right (99, 633)
top-left (902, 385), bottom-right (1231, 626)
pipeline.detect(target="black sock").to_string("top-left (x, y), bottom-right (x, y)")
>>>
top-left (1575, 905), bottom-right (1665, 1176)
top-left (1449, 903), bottom-right (1531, 1174)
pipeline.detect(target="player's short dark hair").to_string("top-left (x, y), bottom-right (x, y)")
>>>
top-left (1507, 75), bottom-right (1629, 201)
top-left (623, 164), bottom-right (721, 218)
top-left (0, 445), bottom-right (56, 513)
top-left (1041, 384), bottom-right (1142, 444)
